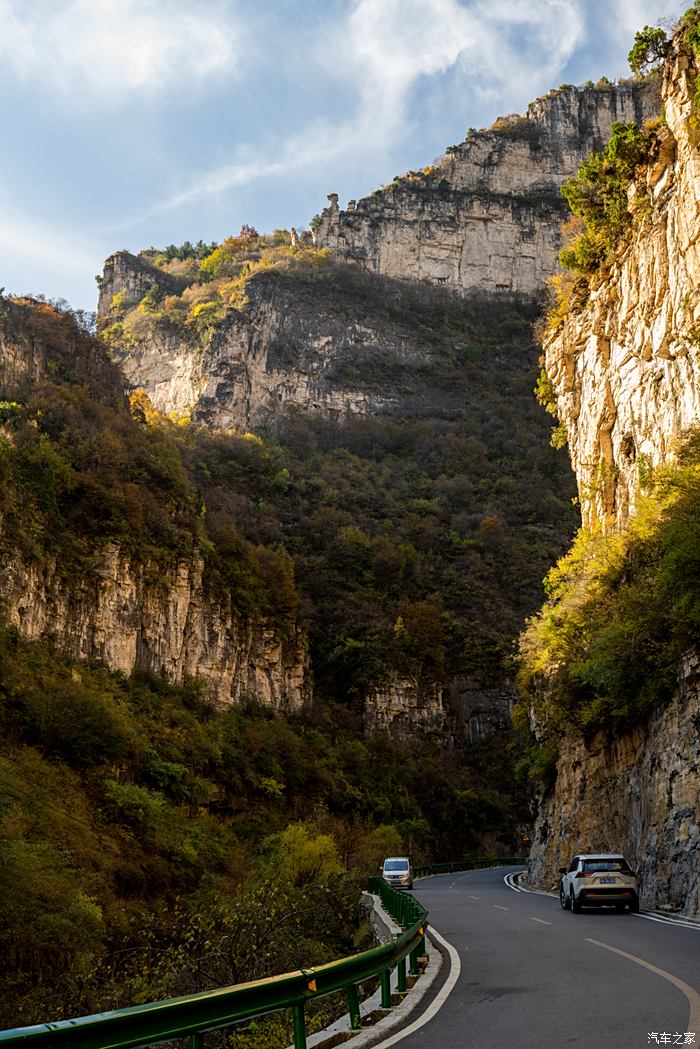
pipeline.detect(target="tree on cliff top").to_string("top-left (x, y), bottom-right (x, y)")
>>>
top-left (628, 25), bottom-right (669, 76)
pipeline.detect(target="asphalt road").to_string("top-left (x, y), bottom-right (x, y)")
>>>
top-left (365, 866), bottom-right (700, 1049)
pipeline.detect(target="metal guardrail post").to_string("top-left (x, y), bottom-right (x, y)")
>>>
top-left (345, 984), bottom-right (361, 1030)
top-left (292, 1003), bottom-right (307, 1049)
top-left (396, 958), bottom-right (407, 994)
top-left (380, 969), bottom-right (392, 1009)
top-left (409, 947), bottom-right (419, 977)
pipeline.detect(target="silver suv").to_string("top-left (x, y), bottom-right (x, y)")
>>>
top-left (381, 856), bottom-right (413, 889)
top-left (559, 853), bottom-right (639, 913)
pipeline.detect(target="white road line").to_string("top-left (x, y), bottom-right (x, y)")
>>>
top-left (505, 871), bottom-right (700, 930)
top-left (588, 938), bottom-right (700, 1032)
top-left (529, 917), bottom-right (552, 926)
top-left (634, 912), bottom-right (700, 931)
top-left (468, 895), bottom-right (480, 900)
top-left (493, 905), bottom-right (510, 911)
top-left (366, 926), bottom-right (461, 1049)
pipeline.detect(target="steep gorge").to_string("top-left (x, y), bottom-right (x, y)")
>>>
top-left (91, 82), bottom-right (664, 745)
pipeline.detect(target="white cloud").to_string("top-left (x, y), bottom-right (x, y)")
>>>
top-left (112, 0), bottom-right (586, 225)
top-left (0, 208), bottom-right (99, 275)
top-left (336, 0), bottom-right (585, 136)
top-left (0, 0), bottom-right (239, 100)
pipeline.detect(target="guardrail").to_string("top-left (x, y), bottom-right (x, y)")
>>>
top-left (413, 855), bottom-right (527, 878)
top-left (0, 880), bottom-right (428, 1049)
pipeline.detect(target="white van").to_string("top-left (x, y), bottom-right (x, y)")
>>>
top-left (381, 856), bottom-right (413, 889)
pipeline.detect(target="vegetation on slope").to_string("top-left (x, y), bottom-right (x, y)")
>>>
top-left (0, 297), bottom-right (296, 625)
top-left (0, 623), bottom-right (515, 1034)
top-left (517, 433), bottom-right (700, 751)
top-left (1, 295), bottom-right (544, 1034)
top-left (170, 285), bottom-right (577, 697)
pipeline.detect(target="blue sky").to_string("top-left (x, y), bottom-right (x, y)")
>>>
top-left (0, 0), bottom-right (683, 311)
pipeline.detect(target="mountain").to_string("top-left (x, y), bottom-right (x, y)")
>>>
top-left (93, 81), bottom-right (662, 743)
top-left (520, 15), bottom-right (700, 914)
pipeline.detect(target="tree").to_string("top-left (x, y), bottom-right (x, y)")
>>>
top-left (628, 26), bottom-right (669, 76)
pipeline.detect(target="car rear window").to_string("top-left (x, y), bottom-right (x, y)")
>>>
top-left (385, 860), bottom-right (409, 871)
top-left (583, 858), bottom-right (631, 873)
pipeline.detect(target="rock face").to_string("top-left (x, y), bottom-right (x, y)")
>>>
top-left (527, 30), bottom-right (700, 915)
top-left (364, 675), bottom-right (515, 745)
top-left (98, 269), bottom-right (411, 429)
top-left (526, 650), bottom-right (700, 914)
top-left (97, 252), bottom-right (181, 318)
top-left (316, 82), bottom-right (659, 297)
top-left (0, 536), bottom-right (310, 712)
top-left (543, 41), bottom-right (700, 529)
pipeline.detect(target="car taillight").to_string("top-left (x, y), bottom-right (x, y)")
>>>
top-left (575, 871), bottom-right (590, 878)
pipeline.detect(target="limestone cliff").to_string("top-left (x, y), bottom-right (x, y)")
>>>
top-left (0, 298), bottom-right (310, 713)
top-left (543, 39), bottom-right (700, 529)
top-left (527, 651), bottom-right (700, 913)
top-left (364, 675), bottom-right (515, 746)
top-left (97, 266), bottom-right (413, 429)
top-left (316, 81), bottom-right (659, 297)
top-left (525, 26), bottom-right (700, 913)
top-left (0, 537), bottom-right (308, 712)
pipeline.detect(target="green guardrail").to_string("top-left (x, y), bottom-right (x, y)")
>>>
top-left (0, 880), bottom-right (428, 1049)
top-left (413, 855), bottom-right (527, 878)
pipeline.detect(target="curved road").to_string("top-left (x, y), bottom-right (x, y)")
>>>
top-left (367, 866), bottom-right (700, 1049)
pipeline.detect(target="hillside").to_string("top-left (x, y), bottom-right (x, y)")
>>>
top-left (96, 246), bottom-right (578, 740)
top-left (0, 297), bottom-right (526, 1031)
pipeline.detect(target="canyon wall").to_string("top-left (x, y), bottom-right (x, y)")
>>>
top-left (97, 268), bottom-right (413, 429)
top-left (526, 29), bottom-right (700, 912)
top-left (316, 82), bottom-right (659, 297)
top-left (0, 535), bottom-right (310, 713)
top-left (543, 44), bottom-right (700, 529)
top-left (527, 650), bottom-right (700, 914)
top-left (364, 675), bottom-right (515, 746)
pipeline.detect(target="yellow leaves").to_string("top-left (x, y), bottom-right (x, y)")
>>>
top-left (129, 389), bottom-right (189, 428)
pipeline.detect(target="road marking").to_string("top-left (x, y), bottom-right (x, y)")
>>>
top-left (587, 938), bottom-right (700, 1032)
top-left (367, 925), bottom-right (461, 1048)
top-left (507, 871), bottom-right (700, 930)
top-left (493, 905), bottom-right (510, 911)
top-left (468, 895), bottom-right (480, 900)
top-left (529, 917), bottom-right (552, 926)
top-left (634, 912), bottom-right (700, 931)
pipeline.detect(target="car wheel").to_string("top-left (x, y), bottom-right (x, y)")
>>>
top-left (629, 896), bottom-right (640, 914)
top-left (570, 889), bottom-right (582, 914)
top-left (560, 884), bottom-right (569, 910)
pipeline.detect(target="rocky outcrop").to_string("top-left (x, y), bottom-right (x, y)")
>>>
top-left (0, 536), bottom-right (310, 711)
top-left (98, 269), bottom-right (413, 429)
top-left (363, 675), bottom-right (515, 746)
top-left (97, 252), bottom-right (182, 317)
top-left (543, 39), bottom-right (700, 528)
top-left (316, 81), bottom-right (659, 297)
top-left (525, 650), bottom-right (700, 914)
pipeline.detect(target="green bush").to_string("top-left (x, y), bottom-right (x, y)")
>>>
top-left (518, 432), bottom-right (700, 734)
top-left (559, 122), bottom-right (650, 274)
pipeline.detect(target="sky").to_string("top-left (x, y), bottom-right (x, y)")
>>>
top-left (0, 0), bottom-right (684, 311)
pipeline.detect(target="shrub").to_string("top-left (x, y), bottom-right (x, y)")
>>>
top-left (518, 432), bottom-right (700, 734)
top-left (559, 122), bottom-right (650, 274)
